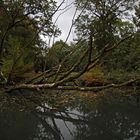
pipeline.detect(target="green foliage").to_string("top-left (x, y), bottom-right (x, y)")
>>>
top-left (1, 38), bottom-right (35, 83)
top-left (75, 0), bottom-right (136, 50)
top-left (103, 33), bottom-right (140, 82)
top-left (44, 40), bottom-right (69, 69)
top-left (0, 0), bottom-right (60, 83)
top-left (0, 0), bottom-right (140, 85)
top-left (102, 5), bottom-right (140, 81)
top-left (106, 70), bottom-right (140, 83)
top-left (74, 0), bottom-right (139, 82)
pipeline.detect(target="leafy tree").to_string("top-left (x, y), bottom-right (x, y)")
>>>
top-left (0, 0), bottom-right (59, 56)
top-left (0, 0), bottom-right (139, 90)
top-left (73, 0), bottom-right (140, 82)
top-left (0, 0), bottom-right (60, 83)
top-left (45, 40), bottom-right (70, 70)
top-left (1, 41), bottom-right (35, 83)
top-left (75, 0), bottom-right (136, 50)
top-left (102, 6), bottom-right (140, 81)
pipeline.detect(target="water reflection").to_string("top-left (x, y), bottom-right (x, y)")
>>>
top-left (0, 89), bottom-right (140, 140)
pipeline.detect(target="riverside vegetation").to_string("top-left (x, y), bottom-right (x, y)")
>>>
top-left (0, 0), bottom-right (139, 92)
top-left (0, 1), bottom-right (140, 140)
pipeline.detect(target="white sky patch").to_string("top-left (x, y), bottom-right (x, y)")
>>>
top-left (53, 0), bottom-right (77, 43)
top-left (41, 0), bottom-right (76, 47)
top-left (41, 0), bottom-right (140, 47)
top-left (40, 0), bottom-right (78, 48)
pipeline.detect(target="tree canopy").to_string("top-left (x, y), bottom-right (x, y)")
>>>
top-left (0, 0), bottom-right (139, 92)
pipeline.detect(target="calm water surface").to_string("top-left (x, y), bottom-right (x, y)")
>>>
top-left (0, 89), bottom-right (140, 140)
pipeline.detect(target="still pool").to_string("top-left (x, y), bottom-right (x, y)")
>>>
top-left (0, 89), bottom-right (140, 140)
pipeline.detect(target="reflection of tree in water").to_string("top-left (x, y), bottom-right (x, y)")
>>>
top-left (70, 91), bottom-right (140, 140)
top-left (34, 116), bottom-right (61, 140)
top-left (0, 110), bottom-right (38, 140)
top-left (34, 106), bottom-right (88, 140)
top-left (0, 89), bottom-right (140, 140)
top-left (71, 107), bottom-right (140, 140)
top-left (30, 90), bottom-right (140, 140)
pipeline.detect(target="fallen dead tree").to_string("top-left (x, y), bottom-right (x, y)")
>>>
top-left (4, 34), bottom-right (139, 93)
top-left (0, 1), bottom-right (139, 96)
top-left (5, 77), bottom-right (140, 92)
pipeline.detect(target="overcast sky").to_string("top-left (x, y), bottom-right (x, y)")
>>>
top-left (45, 0), bottom-right (139, 46)
top-left (53, 0), bottom-right (76, 43)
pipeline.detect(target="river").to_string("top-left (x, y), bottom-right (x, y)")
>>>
top-left (0, 88), bottom-right (139, 140)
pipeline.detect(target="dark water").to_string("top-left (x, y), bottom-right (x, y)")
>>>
top-left (0, 89), bottom-right (140, 140)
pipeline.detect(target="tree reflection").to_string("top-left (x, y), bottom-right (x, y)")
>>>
top-left (33, 90), bottom-right (140, 140)
top-left (0, 90), bottom-right (140, 140)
